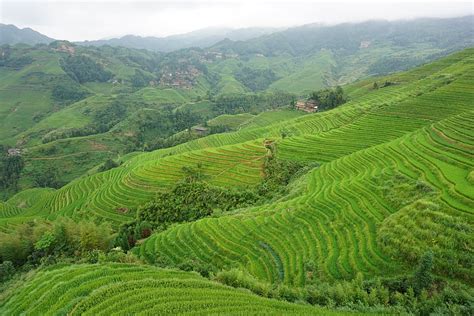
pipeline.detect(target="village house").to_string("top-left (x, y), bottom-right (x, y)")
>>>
top-left (7, 148), bottom-right (21, 156)
top-left (295, 99), bottom-right (319, 113)
top-left (359, 40), bottom-right (371, 49)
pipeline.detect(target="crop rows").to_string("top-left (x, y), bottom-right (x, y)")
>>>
top-left (17, 140), bottom-right (268, 226)
top-left (139, 50), bottom-right (474, 285)
top-left (0, 264), bottom-right (338, 315)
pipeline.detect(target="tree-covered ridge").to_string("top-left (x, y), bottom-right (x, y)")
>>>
top-left (60, 54), bottom-right (113, 83)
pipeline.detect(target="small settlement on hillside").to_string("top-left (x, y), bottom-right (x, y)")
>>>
top-left (295, 99), bottom-right (318, 113)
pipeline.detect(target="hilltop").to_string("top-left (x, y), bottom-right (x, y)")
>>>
top-left (0, 24), bottom-right (54, 45)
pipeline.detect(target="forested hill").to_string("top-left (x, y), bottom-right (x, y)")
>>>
top-left (211, 16), bottom-right (474, 57)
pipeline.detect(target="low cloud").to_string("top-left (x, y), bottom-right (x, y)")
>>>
top-left (0, 0), bottom-right (471, 41)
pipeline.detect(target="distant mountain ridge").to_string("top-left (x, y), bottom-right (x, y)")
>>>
top-left (209, 16), bottom-right (474, 57)
top-left (0, 23), bottom-right (54, 45)
top-left (77, 27), bottom-right (281, 52)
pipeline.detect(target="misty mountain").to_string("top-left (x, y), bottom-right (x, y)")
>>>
top-left (210, 16), bottom-right (474, 57)
top-left (77, 27), bottom-right (281, 52)
top-left (0, 23), bottom-right (55, 45)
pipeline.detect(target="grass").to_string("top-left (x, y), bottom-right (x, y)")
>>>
top-left (1, 48), bottom-right (472, 291)
top-left (269, 49), bottom-right (336, 94)
top-left (0, 263), bottom-right (345, 315)
top-left (136, 48), bottom-right (474, 287)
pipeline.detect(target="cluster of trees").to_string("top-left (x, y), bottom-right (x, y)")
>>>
top-left (51, 79), bottom-right (89, 105)
top-left (213, 91), bottom-right (295, 115)
top-left (133, 108), bottom-right (202, 151)
top-left (0, 218), bottom-right (114, 269)
top-left (60, 55), bottom-right (112, 83)
top-left (41, 125), bottom-right (98, 144)
top-left (98, 159), bottom-right (120, 172)
top-left (256, 153), bottom-right (310, 198)
top-left (0, 46), bottom-right (34, 69)
top-left (41, 102), bottom-right (203, 151)
top-left (368, 56), bottom-right (422, 75)
top-left (213, 251), bottom-right (472, 315)
top-left (0, 55), bottom-right (33, 69)
top-left (92, 98), bottom-right (128, 132)
top-left (31, 166), bottom-right (64, 189)
top-left (130, 69), bottom-right (155, 88)
top-left (309, 86), bottom-right (346, 111)
top-left (0, 145), bottom-right (24, 195)
top-left (372, 81), bottom-right (396, 90)
top-left (146, 132), bottom-right (200, 152)
top-left (115, 165), bottom-right (259, 250)
top-left (234, 66), bottom-right (278, 91)
top-left (119, 156), bottom-right (310, 252)
top-left (145, 124), bottom-right (231, 152)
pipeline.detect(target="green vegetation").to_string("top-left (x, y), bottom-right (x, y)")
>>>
top-left (60, 54), bottom-right (112, 83)
top-left (308, 86), bottom-right (346, 111)
top-left (0, 218), bottom-right (113, 267)
top-left (0, 264), bottom-right (341, 315)
top-left (51, 79), bottom-right (89, 104)
top-left (234, 66), bottom-right (278, 91)
top-left (212, 91), bottom-right (295, 115)
top-left (0, 146), bottom-right (24, 198)
top-left (0, 21), bottom-right (473, 315)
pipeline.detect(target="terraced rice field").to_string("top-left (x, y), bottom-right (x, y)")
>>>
top-left (138, 49), bottom-right (474, 285)
top-left (1, 49), bottom-right (472, 288)
top-left (0, 140), bottom-right (268, 229)
top-left (140, 110), bottom-right (473, 286)
top-left (0, 264), bottom-right (343, 315)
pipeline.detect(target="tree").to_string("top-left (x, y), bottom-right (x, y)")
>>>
top-left (308, 86), bottom-right (346, 111)
top-left (0, 261), bottom-right (15, 282)
top-left (98, 159), bottom-right (119, 172)
top-left (60, 55), bottom-right (112, 83)
top-left (0, 152), bottom-right (24, 192)
top-left (413, 250), bottom-right (434, 295)
top-left (33, 166), bottom-right (62, 188)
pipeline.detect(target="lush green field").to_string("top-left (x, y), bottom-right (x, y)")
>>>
top-left (0, 43), bottom-right (473, 314)
top-left (137, 49), bottom-right (473, 286)
top-left (0, 263), bottom-right (344, 315)
top-left (1, 49), bottom-right (471, 232)
top-left (1, 18), bottom-right (472, 194)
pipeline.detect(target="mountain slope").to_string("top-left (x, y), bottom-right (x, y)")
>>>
top-left (0, 263), bottom-right (343, 315)
top-left (78, 27), bottom-right (280, 52)
top-left (0, 46), bottom-right (472, 315)
top-left (136, 49), bottom-right (473, 285)
top-left (0, 24), bottom-right (54, 45)
top-left (209, 16), bottom-right (474, 93)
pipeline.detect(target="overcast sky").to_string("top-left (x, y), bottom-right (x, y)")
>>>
top-left (0, 0), bottom-right (472, 41)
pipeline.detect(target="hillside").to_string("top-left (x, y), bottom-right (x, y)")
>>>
top-left (0, 16), bottom-right (472, 199)
top-left (209, 16), bottom-right (474, 93)
top-left (79, 27), bottom-right (280, 52)
top-left (0, 45), bottom-right (473, 314)
top-left (0, 263), bottom-right (345, 315)
top-left (0, 47), bottom-right (471, 239)
top-left (0, 12), bottom-right (473, 313)
top-left (0, 24), bottom-right (54, 45)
